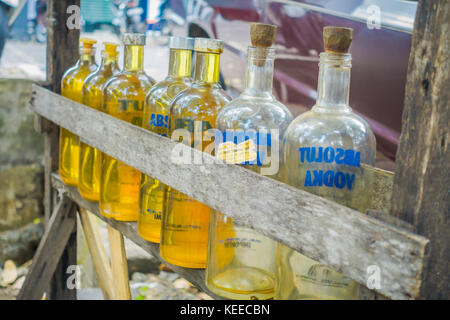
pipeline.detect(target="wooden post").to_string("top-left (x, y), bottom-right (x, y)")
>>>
top-left (391, 0), bottom-right (449, 299)
top-left (45, 0), bottom-right (81, 300)
top-left (107, 226), bottom-right (132, 300)
top-left (17, 196), bottom-right (77, 300)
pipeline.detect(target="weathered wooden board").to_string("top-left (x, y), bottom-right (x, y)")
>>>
top-left (52, 173), bottom-right (223, 300)
top-left (32, 84), bottom-right (429, 299)
top-left (391, 0), bottom-right (450, 299)
top-left (17, 195), bottom-right (77, 300)
top-left (79, 208), bottom-right (115, 300)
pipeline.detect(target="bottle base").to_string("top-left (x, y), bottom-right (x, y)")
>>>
top-left (206, 267), bottom-right (275, 300)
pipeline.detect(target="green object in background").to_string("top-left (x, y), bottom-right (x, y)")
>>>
top-left (81, 0), bottom-right (115, 25)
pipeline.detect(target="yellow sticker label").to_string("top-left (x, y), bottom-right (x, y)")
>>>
top-left (217, 139), bottom-right (257, 164)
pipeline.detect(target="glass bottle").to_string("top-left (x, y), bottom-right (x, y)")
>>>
top-left (60, 38), bottom-right (98, 186)
top-left (100, 34), bottom-right (155, 221)
top-left (277, 27), bottom-right (376, 300)
top-left (78, 42), bottom-right (120, 202)
top-left (206, 34), bottom-right (293, 299)
top-left (160, 38), bottom-right (231, 268)
top-left (138, 36), bottom-right (194, 243)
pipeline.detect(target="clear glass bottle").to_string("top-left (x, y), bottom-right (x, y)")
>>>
top-left (60, 38), bottom-right (98, 186)
top-left (206, 44), bottom-right (293, 299)
top-left (78, 42), bottom-right (120, 202)
top-left (277, 27), bottom-right (376, 300)
top-left (160, 38), bottom-right (231, 268)
top-left (100, 34), bottom-right (155, 221)
top-left (138, 36), bottom-right (194, 243)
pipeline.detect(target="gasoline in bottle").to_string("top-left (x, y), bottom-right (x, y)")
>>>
top-left (60, 38), bottom-right (98, 186)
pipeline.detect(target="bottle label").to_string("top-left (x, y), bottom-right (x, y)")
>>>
top-left (299, 147), bottom-right (360, 190)
top-left (147, 113), bottom-right (169, 137)
top-left (215, 130), bottom-right (272, 166)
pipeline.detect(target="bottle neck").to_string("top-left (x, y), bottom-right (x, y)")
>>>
top-left (316, 52), bottom-right (351, 110)
top-left (243, 47), bottom-right (275, 99)
top-left (194, 51), bottom-right (220, 84)
top-left (168, 48), bottom-right (192, 78)
top-left (79, 48), bottom-right (96, 66)
top-left (124, 45), bottom-right (144, 72)
top-left (101, 53), bottom-right (119, 72)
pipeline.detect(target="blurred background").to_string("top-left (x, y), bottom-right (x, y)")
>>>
top-left (0, 0), bottom-right (417, 299)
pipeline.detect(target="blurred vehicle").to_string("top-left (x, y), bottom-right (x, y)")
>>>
top-left (167, 0), bottom-right (418, 160)
top-left (81, 0), bottom-right (146, 35)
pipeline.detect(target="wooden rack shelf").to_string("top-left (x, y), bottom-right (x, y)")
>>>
top-left (15, 0), bottom-right (449, 301)
top-left (25, 85), bottom-right (429, 300)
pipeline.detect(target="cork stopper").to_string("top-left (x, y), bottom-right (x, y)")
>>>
top-left (250, 23), bottom-right (277, 48)
top-left (250, 23), bottom-right (277, 66)
top-left (103, 42), bottom-right (119, 56)
top-left (323, 26), bottom-right (353, 54)
top-left (80, 38), bottom-right (97, 54)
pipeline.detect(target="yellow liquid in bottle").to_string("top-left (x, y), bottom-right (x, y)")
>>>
top-left (60, 40), bottom-right (97, 186)
top-left (160, 48), bottom-right (231, 268)
top-left (79, 44), bottom-right (120, 202)
top-left (99, 44), bottom-right (155, 220)
top-left (139, 48), bottom-right (192, 242)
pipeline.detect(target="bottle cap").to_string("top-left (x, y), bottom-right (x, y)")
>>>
top-left (194, 38), bottom-right (224, 53)
top-left (323, 26), bottom-right (353, 53)
top-left (122, 33), bottom-right (147, 46)
top-left (250, 23), bottom-right (277, 48)
top-left (169, 36), bottom-right (195, 50)
top-left (80, 38), bottom-right (97, 48)
top-left (103, 42), bottom-right (119, 56)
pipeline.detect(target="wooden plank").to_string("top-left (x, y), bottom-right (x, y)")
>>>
top-left (17, 196), bottom-right (77, 300)
top-left (38, 77), bottom-right (426, 297)
top-left (52, 173), bottom-right (224, 300)
top-left (107, 226), bottom-right (132, 300)
top-left (391, 0), bottom-right (450, 300)
top-left (79, 208), bottom-right (115, 300)
top-left (32, 87), bottom-right (429, 299)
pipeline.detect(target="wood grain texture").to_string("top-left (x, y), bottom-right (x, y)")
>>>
top-left (35, 78), bottom-right (428, 298)
top-left (45, 0), bottom-right (81, 300)
top-left (17, 196), bottom-right (77, 300)
top-left (107, 225), bottom-right (131, 300)
top-left (391, 0), bottom-right (450, 299)
top-left (79, 209), bottom-right (115, 300)
top-left (52, 173), bottom-right (223, 300)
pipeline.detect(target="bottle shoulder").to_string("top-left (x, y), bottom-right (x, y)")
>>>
top-left (170, 86), bottom-right (231, 116)
top-left (62, 64), bottom-right (97, 85)
top-left (146, 78), bottom-right (191, 102)
top-left (216, 96), bottom-right (293, 132)
top-left (104, 71), bottom-right (154, 95)
top-left (284, 109), bottom-right (376, 151)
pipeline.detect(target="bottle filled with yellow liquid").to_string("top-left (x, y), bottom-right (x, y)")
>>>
top-left (206, 24), bottom-right (293, 300)
top-left (160, 38), bottom-right (231, 268)
top-left (60, 38), bottom-right (98, 186)
top-left (100, 34), bottom-right (155, 220)
top-left (138, 36), bottom-right (194, 243)
top-left (277, 27), bottom-right (376, 300)
top-left (79, 42), bottom-right (120, 202)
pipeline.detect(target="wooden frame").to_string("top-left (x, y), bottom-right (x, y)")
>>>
top-left (17, 0), bottom-right (449, 300)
